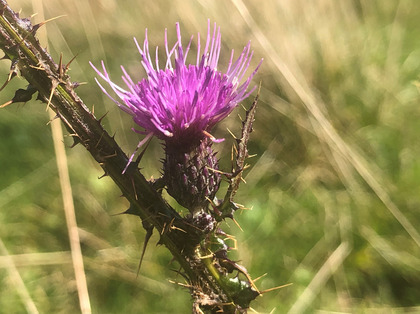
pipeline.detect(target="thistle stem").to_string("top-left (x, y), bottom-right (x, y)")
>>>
top-left (0, 2), bottom-right (258, 312)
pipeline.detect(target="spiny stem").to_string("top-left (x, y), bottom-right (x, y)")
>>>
top-left (0, 2), bottom-right (259, 312)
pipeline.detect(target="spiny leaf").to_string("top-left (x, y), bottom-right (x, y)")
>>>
top-left (218, 87), bottom-right (260, 220)
top-left (9, 84), bottom-right (37, 104)
top-left (236, 84), bottom-right (260, 172)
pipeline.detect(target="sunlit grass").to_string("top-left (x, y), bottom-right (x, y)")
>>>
top-left (1, 0), bottom-right (419, 312)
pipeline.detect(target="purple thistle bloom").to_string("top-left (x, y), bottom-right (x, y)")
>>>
top-left (91, 20), bottom-right (262, 158)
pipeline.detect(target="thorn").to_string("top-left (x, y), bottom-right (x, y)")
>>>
top-left (136, 222), bottom-right (153, 278)
top-left (233, 201), bottom-right (246, 210)
top-left (9, 59), bottom-right (19, 72)
top-left (58, 52), bottom-right (63, 78)
top-left (69, 135), bottom-right (82, 148)
top-left (0, 100), bottom-right (13, 108)
top-left (69, 140), bottom-right (80, 148)
top-left (111, 211), bottom-right (128, 217)
top-left (131, 177), bottom-right (138, 200)
top-left (112, 203), bottom-right (150, 217)
top-left (230, 145), bottom-right (235, 171)
top-left (71, 82), bottom-right (83, 89)
top-left (226, 128), bottom-right (237, 140)
top-left (205, 166), bottom-right (227, 176)
top-left (64, 53), bottom-right (78, 74)
top-left (205, 196), bottom-right (217, 209)
top-left (233, 144), bottom-right (239, 155)
top-left (32, 15), bottom-right (66, 33)
top-left (161, 222), bottom-right (167, 235)
top-left (168, 280), bottom-right (192, 289)
top-left (170, 225), bottom-right (187, 233)
top-left (252, 273), bottom-right (267, 283)
top-left (97, 111), bottom-right (108, 123)
top-left (29, 64), bottom-right (46, 71)
top-left (98, 172), bottom-right (108, 179)
top-left (237, 204), bottom-right (252, 213)
top-left (232, 218), bottom-right (243, 232)
top-left (46, 113), bottom-right (60, 125)
top-left (45, 81), bottom-right (58, 111)
top-left (95, 132), bottom-right (105, 149)
top-left (223, 215), bottom-right (233, 228)
top-left (0, 65), bottom-right (18, 92)
top-left (259, 283), bottom-right (293, 295)
top-left (166, 218), bottom-right (187, 233)
top-left (102, 152), bottom-right (117, 159)
top-left (225, 234), bottom-right (238, 250)
top-left (12, 15), bottom-right (63, 49)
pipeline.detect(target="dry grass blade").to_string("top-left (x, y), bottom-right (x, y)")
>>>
top-left (0, 251), bottom-right (72, 268)
top-left (48, 95), bottom-right (92, 314)
top-left (287, 242), bottom-right (352, 314)
top-left (361, 226), bottom-right (420, 272)
top-left (29, 0), bottom-right (92, 312)
top-left (0, 238), bottom-right (39, 314)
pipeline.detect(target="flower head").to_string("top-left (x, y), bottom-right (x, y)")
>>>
top-left (92, 21), bottom-right (262, 210)
top-left (91, 20), bottom-right (262, 152)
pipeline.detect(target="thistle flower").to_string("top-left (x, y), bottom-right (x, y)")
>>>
top-left (91, 21), bottom-right (262, 212)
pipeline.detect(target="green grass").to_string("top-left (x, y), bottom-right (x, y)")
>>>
top-left (1, 0), bottom-right (420, 313)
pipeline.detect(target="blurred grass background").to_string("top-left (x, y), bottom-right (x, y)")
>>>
top-left (1, 0), bottom-right (420, 313)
